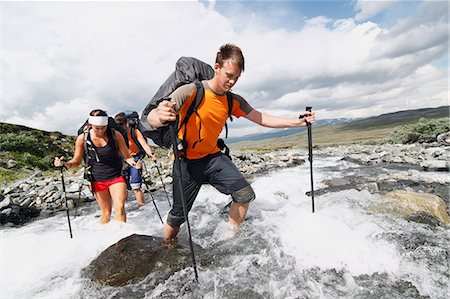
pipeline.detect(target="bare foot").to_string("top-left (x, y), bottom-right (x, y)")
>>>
top-left (163, 237), bottom-right (179, 249)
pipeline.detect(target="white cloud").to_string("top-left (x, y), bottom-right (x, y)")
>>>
top-left (354, 0), bottom-right (395, 21)
top-left (1, 0), bottom-right (448, 139)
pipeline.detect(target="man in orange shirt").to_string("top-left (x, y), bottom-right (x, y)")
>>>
top-left (148, 44), bottom-right (315, 241)
top-left (115, 112), bottom-right (158, 206)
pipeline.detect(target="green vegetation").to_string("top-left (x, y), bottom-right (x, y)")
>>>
top-left (231, 116), bottom-right (449, 152)
top-left (385, 118), bottom-right (449, 144)
top-left (0, 122), bottom-right (75, 184)
top-left (1, 106), bottom-right (448, 185)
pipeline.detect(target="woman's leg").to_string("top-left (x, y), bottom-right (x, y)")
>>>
top-left (109, 182), bottom-right (128, 222)
top-left (130, 164), bottom-right (144, 205)
top-left (133, 189), bottom-right (145, 206)
top-left (94, 189), bottom-right (113, 224)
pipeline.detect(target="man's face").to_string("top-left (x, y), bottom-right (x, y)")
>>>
top-left (215, 59), bottom-right (241, 93)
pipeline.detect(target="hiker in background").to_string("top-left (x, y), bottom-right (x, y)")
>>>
top-left (147, 44), bottom-right (316, 241)
top-left (54, 109), bottom-right (138, 224)
top-left (114, 112), bottom-right (158, 206)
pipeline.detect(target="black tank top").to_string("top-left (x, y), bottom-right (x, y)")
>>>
top-left (88, 132), bottom-right (122, 182)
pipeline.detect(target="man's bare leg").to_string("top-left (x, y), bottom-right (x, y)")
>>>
top-left (228, 202), bottom-right (249, 229)
top-left (163, 223), bottom-right (179, 239)
top-left (163, 223), bottom-right (179, 248)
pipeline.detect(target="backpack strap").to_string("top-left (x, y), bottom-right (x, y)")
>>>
top-left (224, 91), bottom-right (233, 139)
top-left (179, 81), bottom-right (205, 150)
top-left (109, 128), bottom-right (118, 151)
top-left (130, 126), bottom-right (146, 159)
top-left (83, 128), bottom-right (96, 192)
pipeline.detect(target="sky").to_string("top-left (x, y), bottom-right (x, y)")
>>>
top-left (1, 0), bottom-right (448, 138)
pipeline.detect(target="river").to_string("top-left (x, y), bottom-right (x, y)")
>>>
top-left (2, 156), bottom-right (449, 298)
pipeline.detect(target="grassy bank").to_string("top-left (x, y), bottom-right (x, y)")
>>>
top-left (231, 117), bottom-right (449, 152)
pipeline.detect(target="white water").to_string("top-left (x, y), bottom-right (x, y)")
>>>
top-left (1, 157), bottom-right (449, 298)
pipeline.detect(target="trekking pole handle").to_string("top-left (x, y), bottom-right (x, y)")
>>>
top-left (299, 107), bottom-right (312, 120)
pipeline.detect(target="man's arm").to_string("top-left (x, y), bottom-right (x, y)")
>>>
top-left (147, 100), bottom-right (177, 128)
top-left (244, 109), bottom-right (315, 128)
top-left (147, 84), bottom-right (197, 128)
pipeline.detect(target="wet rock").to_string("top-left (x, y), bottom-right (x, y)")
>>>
top-left (420, 160), bottom-right (449, 171)
top-left (357, 182), bottom-right (379, 193)
top-left (0, 195), bottom-right (11, 209)
top-left (322, 178), bottom-right (351, 187)
top-left (0, 204), bottom-right (41, 225)
top-left (371, 190), bottom-right (449, 225)
top-left (7, 159), bottom-right (17, 169)
top-left (436, 132), bottom-right (450, 145)
top-left (66, 183), bottom-right (80, 193)
top-left (20, 183), bottom-right (31, 192)
top-left (290, 155), bottom-right (305, 165)
top-left (85, 234), bottom-right (199, 287)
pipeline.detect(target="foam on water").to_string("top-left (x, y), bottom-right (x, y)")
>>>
top-left (247, 167), bottom-right (400, 275)
top-left (1, 156), bottom-right (448, 298)
top-left (1, 199), bottom-right (171, 298)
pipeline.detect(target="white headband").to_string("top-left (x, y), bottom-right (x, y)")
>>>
top-left (88, 116), bottom-right (108, 126)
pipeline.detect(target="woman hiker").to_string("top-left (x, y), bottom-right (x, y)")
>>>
top-left (54, 109), bottom-right (140, 224)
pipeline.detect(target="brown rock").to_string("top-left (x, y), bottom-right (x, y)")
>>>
top-left (85, 234), bottom-right (198, 287)
top-left (371, 190), bottom-right (449, 225)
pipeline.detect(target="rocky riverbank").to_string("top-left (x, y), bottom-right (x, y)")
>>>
top-left (0, 152), bottom-right (305, 226)
top-left (1, 143), bottom-right (448, 226)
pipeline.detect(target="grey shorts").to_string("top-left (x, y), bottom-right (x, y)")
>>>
top-left (167, 152), bottom-right (255, 227)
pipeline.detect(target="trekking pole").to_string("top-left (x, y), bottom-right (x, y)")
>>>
top-left (153, 161), bottom-right (172, 207)
top-left (75, 176), bottom-right (84, 217)
top-left (168, 122), bottom-right (199, 281)
top-left (304, 107), bottom-right (315, 213)
top-left (141, 161), bottom-right (164, 224)
top-left (58, 167), bottom-right (73, 238)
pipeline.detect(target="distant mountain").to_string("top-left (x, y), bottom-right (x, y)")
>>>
top-left (340, 106), bottom-right (449, 129)
top-left (228, 106), bottom-right (449, 144)
top-left (227, 118), bottom-right (357, 144)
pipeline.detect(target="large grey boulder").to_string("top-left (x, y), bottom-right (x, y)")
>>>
top-left (85, 234), bottom-right (200, 287)
top-left (370, 190), bottom-right (449, 225)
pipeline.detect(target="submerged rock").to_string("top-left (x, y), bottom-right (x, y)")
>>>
top-left (85, 234), bottom-right (199, 287)
top-left (371, 190), bottom-right (449, 225)
top-left (0, 203), bottom-right (40, 225)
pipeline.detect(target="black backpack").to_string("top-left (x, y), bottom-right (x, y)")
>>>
top-left (77, 116), bottom-right (128, 146)
top-left (139, 57), bottom-right (233, 149)
top-left (77, 117), bottom-right (128, 188)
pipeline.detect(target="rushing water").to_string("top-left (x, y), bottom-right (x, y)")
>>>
top-left (1, 156), bottom-right (449, 299)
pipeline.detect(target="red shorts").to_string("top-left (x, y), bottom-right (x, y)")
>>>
top-left (92, 176), bottom-right (125, 192)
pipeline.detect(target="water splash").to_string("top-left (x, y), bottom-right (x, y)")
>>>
top-left (1, 157), bottom-right (448, 298)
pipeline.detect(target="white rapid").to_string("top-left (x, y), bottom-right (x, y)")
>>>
top-left (1, 157), bottom-right (449, 299)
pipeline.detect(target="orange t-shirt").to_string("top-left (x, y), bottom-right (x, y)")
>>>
top-left (127, 128), bottom-right (144, 156)
top-left (170, 81), bottom-right (253, 159)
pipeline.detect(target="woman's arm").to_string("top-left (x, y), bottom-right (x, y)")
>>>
top-left (136, 129), bottom-right (157, 161)
top-left (54, 134), bottom-right (84, 169)
top-left (115, 130), bottom-right (136, 167)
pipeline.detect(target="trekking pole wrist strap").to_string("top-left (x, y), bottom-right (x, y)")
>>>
top-left (159, 117), bottom-right (169, 126)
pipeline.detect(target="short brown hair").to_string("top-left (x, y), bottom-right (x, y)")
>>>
top-left (215, 43), bottom-right (245, 72)
top-left (114, 112), bottom-right (126, 126)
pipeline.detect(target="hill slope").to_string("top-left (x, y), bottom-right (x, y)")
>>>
top-left (0, 123), bottom-right (76, 183)
top-left (231, 106), bottom-right (449, 151)
top-left (1, 106), bottom-right (448, 182)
